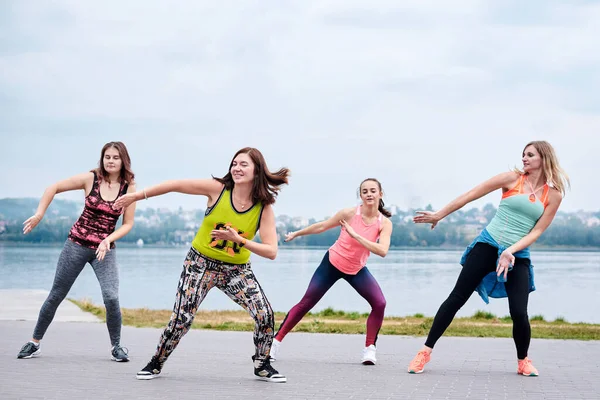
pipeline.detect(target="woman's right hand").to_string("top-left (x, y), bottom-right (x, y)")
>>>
top-left (114, 192), bottom-right (138, 210)
top-left (284, 231), bottom-right (299, 242)
top-left (23, 214), bottom-right (42, 234)
top-left (413, 211), bottom-right (442, 230)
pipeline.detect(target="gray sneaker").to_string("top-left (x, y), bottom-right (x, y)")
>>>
top-left (111, 345), bottom-right (130, 362)
top-left (17, 342), bottom-right (41, 359)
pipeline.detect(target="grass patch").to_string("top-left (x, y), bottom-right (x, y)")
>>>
top-left (472, 310), bottom-right (496, 320)
top-left (530, 315), bottom-right (545, 322)
top-left (69, 300), bottom-right (600, 341)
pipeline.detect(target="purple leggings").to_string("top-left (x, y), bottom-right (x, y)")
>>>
top-left (275, 252), bottom-right (386, 346)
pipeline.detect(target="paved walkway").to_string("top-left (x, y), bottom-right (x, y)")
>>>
top-left (0, 290), bottom-right (598, 399)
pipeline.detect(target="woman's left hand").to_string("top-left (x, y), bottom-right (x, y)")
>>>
top-left (340, 220), bottom-right (357, 239)
top-left (497, 249), bottom-right (515, 280)
top-left (211, 226), bottom-right (242, 243)
top-left (96, 238), bottom-right (111, 261)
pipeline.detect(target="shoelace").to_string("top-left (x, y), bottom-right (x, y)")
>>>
top-left (520, 358), bottom-right (533, 368)
top-left (412, 351), bottom-right (429, 368)
top-left (260, 359), bottom-right (279, 376)
top-left (22, 342), bottom-right (38, 352)
top-left (114, 345), bottom-right (129, 355)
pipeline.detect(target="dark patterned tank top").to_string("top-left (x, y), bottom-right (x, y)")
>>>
top-left (68, 171), bottom-right (129, 249)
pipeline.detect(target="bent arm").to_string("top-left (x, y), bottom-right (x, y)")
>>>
top-left (35, 172), bottom-right (93, 219)
top-left (105, 184), bottom-right (137, 244)
top-left (506, 190), bottom-right (562, 254)
top-left (243, 205), bottom-right (278, 260)
top-left (351, 219), bottom-right (393, 257)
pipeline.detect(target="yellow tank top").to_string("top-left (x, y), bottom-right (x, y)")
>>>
top-left (191, 188), bottom-right (263, 264)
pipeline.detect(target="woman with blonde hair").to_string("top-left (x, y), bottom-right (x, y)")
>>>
top-left (407, 141), bottom-right (569, 377)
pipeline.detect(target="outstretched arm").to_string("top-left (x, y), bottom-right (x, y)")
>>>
top-left (114, 179), bottom-right (224, 210)
top-left (341, 218), bottom-right (393, 257)
top-left (23, 172), bottom-right (94, 234)
top-left (285, 208), bottom-right (354, 242)
top-left (414, 171), bottom-right (519, 229)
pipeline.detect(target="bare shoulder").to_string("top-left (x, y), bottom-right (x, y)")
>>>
top-left (382, 218), bottom-right (393, 229)
top-left (547, 187), bottom-right (563, 204)
top-left (127, 182), bottom-right (137, 193)
top-left (339, 207), bottom-right (356, 219)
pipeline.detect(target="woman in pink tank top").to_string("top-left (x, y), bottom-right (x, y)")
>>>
top-left (271, 178), bottom-right (393, 365)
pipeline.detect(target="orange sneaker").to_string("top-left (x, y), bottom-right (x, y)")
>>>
top-left (517, 357), bottom-right (539, 377)
top-left (408, 350), bottom-right (431, 374)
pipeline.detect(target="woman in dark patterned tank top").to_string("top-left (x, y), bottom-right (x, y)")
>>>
top-left (16, 142), bottom-right (137, 363)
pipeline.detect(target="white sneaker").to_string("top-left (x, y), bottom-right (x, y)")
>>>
top-left (361, 345), bottom-right (377, 365)
top-left (270, 339), bottom-right (281, 362)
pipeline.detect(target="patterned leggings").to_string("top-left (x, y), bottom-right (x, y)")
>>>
top-left (153, 247), bottom-right (275, 364)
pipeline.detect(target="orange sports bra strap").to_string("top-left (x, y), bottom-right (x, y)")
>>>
top-left (541, 185), bottom-right (550, 207)
top-left (502, 174), bottom-right (524, 199)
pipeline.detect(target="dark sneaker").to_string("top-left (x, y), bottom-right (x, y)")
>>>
top-left (252, 356), bottom-right (287, 383)
top-left (111, 345), bottom-right (130, 362)
top-left (17, 342), bottom-right (41, 359)
top-left (136, 357), bottom-right (163, 380)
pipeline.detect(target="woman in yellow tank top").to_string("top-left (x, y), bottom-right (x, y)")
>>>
top-left (115, 147), bottom-right (290, 383)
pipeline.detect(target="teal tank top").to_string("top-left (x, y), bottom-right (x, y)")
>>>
top-left (486, 175), bottom-right (549, 247)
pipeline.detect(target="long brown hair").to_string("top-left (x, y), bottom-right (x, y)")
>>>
top-left (359, 178), bottom-right (392, 218)
top-left (214, 147), bottom-right (290, 205)
top-left (93, 141), bottom-right (135, 185)
top-left (515, 140), bottom-right (570, 196)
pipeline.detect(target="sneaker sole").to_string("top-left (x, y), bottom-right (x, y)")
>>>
top-left (18, 350), bottom-right (41, 359)
top-left (361, 360), bottom-right (376, 365)
top-left (256, 376), bottom-right (287, 383)
top-left (136, 374), bottom-right (160, 380)
top-left (408, 369), bottom-right (424, 374)
top-left (518, 372), bottom-right (539, 377)
top-left (111, 356), bottom-right (130, 362)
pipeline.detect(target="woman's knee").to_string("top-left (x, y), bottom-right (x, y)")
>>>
top-left (372, 296), bottom-right (387, 313)
top-left (509, 307), bottom-right (529, 323)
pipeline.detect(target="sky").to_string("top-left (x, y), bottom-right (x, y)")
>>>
top-left (1, 0), bottom-right (599, 219)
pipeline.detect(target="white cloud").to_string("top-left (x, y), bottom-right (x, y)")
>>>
top-left (1, 1), bottom-right (599, 216)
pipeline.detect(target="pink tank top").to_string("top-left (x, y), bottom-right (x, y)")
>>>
top-left (328, 206), bottom-right (383, 275)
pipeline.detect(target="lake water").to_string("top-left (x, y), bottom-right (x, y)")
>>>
top-left (1, 243), bottom-right (599, 323)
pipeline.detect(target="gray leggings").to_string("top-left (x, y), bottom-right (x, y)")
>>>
top-left (33, 240), bottom-right (122, 346)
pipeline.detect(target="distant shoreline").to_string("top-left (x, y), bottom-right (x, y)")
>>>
top-left (1, 241), bottom-right (599, 252)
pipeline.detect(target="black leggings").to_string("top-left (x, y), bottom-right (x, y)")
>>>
top-left (425, 242), bottom-right (532, 359)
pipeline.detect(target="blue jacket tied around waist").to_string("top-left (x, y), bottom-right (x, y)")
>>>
top-left (461, 229), bottom-right (536, 304)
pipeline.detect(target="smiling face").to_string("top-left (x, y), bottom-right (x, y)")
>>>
top-left (522, 144), bottom-right (542, 174)
top-left (359, 180), bottom-right (382, 206)
top-left (102, 146), bottom-right (123, 175)
top-left (230, 152), bottom-right (256, 185)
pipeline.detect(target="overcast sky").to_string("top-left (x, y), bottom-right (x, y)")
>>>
top-left (1, 1), bottom-right (598, 218)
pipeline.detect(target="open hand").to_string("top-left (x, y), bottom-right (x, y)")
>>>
top-left (23, 214), bottom-right (42, 235)
top-left (340, 220), bottom-right (358, 238)
top-left (211, 226), bottom-right (241, 243)
top-left (284, 231), bottom-right (299, 242)
top-left (413, 211), bottom-right (441, 230)
top-left (96, 238), bottom-right (111, 261)
top-left (496, 249), bottom-right (515, 281)
top-left (114, 193), bottom-right (138, 210)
